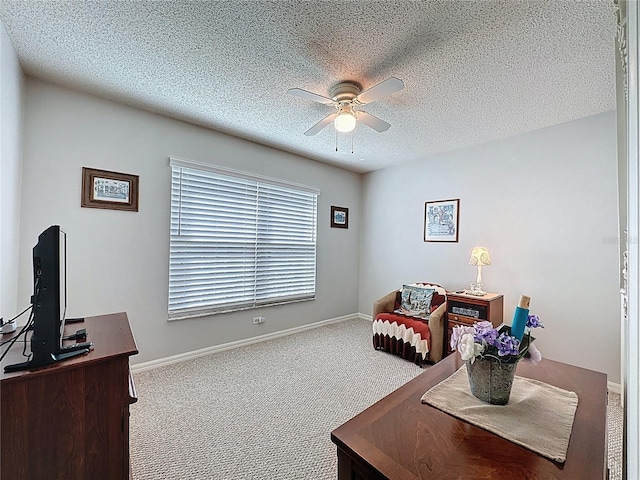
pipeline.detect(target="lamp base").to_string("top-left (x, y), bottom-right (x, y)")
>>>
top-left (469, 281), bottom-right (486, 296)
top-left (467, 291), bottom-right (487, 296)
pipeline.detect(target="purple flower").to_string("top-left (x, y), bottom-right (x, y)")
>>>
top-left (526, 314), bottom-right (544, 329)
top-left (453, 315), bottom-right (543, 364)
top-left (474, 322), bottom-right (499, 344)
top-left (475, 321), bottom-right (494, 331)
top-left (494, 332), bottom-right (520, 356)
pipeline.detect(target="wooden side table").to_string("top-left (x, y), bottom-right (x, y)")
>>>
top-left (445, 292), bottom-right (504, 355)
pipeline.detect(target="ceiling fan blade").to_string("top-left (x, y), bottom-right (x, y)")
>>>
top-left (355, 77), bottom-right (404, 104)
top-left (357, 111), bottom-right (391, 133)
top-left (288, 88), bottom-right (334, 105)
top-left (304, 113), bottom-right (338, 136)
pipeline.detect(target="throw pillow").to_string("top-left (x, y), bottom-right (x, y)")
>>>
top-left (419, 283), bottom-right (446, 308)
top-left (397, 284), bottom-right (435, 318)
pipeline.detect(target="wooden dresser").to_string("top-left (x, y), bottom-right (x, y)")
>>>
top-left (0, 312), bottom-right (138, 480)
top-left (446, 292), bottom-right (504, 355)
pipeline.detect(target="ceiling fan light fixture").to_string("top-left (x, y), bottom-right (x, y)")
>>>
top-left (334, 107), bottom-right (357, 133)
top-left (290, 77), bottom-right (404, 136)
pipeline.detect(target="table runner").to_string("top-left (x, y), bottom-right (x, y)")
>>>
top-left (421, 365), bottom-right (578, 463)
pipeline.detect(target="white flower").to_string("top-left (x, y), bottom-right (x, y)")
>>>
top-left (524, 343), bottom-right (542, 364)
top-left (458, 333), bottom-right (484, 363)
top-left (450, 325), bottom-right (475, 351)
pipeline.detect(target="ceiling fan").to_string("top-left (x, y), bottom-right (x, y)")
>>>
top-left (288, 77), bottom-right (404, 136)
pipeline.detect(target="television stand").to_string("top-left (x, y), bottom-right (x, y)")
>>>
top-left (3, 345), bottom-right (91, 373)
top-left (1, 312), bottom-right (138, 479)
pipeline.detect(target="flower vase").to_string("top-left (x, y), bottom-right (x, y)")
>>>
top-left (466, 357), bottom-right (518, 405)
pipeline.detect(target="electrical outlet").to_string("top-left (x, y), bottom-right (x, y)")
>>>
top-left (252, 316), bottom-right (265, 325)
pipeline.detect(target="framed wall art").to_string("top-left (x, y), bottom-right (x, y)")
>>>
top-left (331, 205), bottom-right (349, 229)
top-left (81, 167), bottom-right (139, 212)
top-left (424, 198), bottom-right (459, 242)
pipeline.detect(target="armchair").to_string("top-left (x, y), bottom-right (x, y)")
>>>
top-left (372, 283), bottom-right (447, 365)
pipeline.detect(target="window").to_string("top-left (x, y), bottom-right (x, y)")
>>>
top-left (168, 158), bottom-right (319, 320)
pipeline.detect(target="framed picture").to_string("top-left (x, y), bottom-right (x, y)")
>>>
top-left (81, 167), bottom-right (139, 212)
top-left (424, 199), bottom-right (459, 242)
top-left (331, 206), bottom-right (349, 229)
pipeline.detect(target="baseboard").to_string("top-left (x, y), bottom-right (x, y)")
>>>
top-left (131, 313), bottom-right (363, 373)
top-left (608, 381), bottom-right (622, 395)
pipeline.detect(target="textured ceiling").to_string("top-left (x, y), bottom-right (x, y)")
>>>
top-left (1, 1), bottom-right (616, 173)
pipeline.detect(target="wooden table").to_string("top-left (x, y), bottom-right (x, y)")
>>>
top-left (331, 354), bottom-right (608, 480)
top-left (1, 312), bottom-right (138, 480)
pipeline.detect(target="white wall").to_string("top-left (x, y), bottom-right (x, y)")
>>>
top-left (19, 78), bottom-right (361, 363)
top-left (14, 76), bottom-right (621, 382)
top-left (0, 20), bottom-right (23, 320)
top-left (360, 111), bottom-right (621, 383)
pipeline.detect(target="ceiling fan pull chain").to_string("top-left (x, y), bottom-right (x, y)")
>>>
top-left (351, 132), bottom-right (354, 154)
top-left (335, 129), bottom-right (338, 152)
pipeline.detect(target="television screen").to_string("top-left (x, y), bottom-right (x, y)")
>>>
top-left (30, 225), bottom-right (66, 356)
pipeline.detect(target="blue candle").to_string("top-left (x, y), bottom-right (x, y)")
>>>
top-left (511, 295), bottom-right (530, 341)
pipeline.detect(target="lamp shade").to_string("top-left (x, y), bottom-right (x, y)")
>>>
top-left (334, 106), bottom-right (357, 133)
top-left (469, 246), bottom-right (492, 266)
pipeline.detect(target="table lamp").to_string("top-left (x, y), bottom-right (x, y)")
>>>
top-left (468, 246), bottom-right (491, 295)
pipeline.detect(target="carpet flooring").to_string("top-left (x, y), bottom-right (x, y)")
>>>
top-left (130, 318), bottom-right (623, 479)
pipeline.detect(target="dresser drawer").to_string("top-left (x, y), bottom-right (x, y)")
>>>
top-left (447, 300), bottom-right (487, 321)
top-left (445, 293), bottom-right (504, 356)
top-left (447, 313), bottom-right (481, 325)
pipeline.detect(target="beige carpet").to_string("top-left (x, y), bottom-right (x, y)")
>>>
top-left (129, 318), bottom-right (624, 479)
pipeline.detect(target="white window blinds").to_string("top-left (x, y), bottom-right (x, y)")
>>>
top-left (169, 159), bottom-right (318, 320)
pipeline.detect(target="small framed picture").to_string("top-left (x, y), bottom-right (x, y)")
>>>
top-left (424, 199), bottom-right (459, 242)
top-left (331, 206), bottom-right (349, 229)
top-left (81, 167), bottom-right (139, 212)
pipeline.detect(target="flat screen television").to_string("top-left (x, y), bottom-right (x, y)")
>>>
top-left (29, 225), bottom-right (67, 361)
top-left (4, 225), bottom-right (90, 373)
